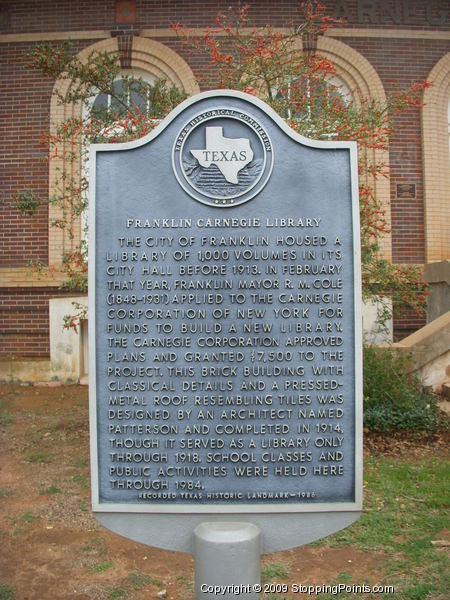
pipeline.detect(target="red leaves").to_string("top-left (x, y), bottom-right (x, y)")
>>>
top-left (63, 301), bottom-right (88, 333)
top-left (61, 249), bottom-right (88, 294)
top-left (29, 3), bottom-right (431, 322)
top-left (390, 80), bottom-right (432, 113)
top-left (171, 1), bottom-right (344, 93)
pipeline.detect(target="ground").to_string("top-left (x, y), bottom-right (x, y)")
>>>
top-left (0, 384), bottom-right (448, 600)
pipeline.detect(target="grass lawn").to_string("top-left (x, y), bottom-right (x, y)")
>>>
top-left (264, 453), bottom-right (449, 599)
top-left (322, 455), bottom-right (449, 599)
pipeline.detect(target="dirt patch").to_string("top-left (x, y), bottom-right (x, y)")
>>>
top-left (0, 384), bottom-right (445, 598)
top-left (363, 425), bottom-right (449, 458)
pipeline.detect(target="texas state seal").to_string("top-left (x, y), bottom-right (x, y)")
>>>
top-left (172, 108), bottom-right (273, 207)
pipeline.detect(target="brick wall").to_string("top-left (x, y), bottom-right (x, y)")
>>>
top-left (343, 37), bottom-right (450, 265)
top-left (4, 1), bottom-right (450, 33)
top-left (0, 43), bottom-right (51, 266)
top-left (393, 308), bottom-right (426, 341)
top-left (0, 40), bottom-right (97, 268)
top-left (340, 35), bottom-right (450, 338)
top-left (0, 287), bottom-right (73, 357)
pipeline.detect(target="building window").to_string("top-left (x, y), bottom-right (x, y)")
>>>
top-left (80, 70), bottom-right (159, 240)
top-left (47, 37), bottom-right (199, 267)
top-left (92, 69), bottom-right (156, 117)
top-left (275, 74), bottom-right (351, 138)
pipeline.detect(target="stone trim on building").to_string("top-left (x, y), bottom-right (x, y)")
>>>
top-left (317, 36), bottom-right (391, 260)
top-left (325, 28), bottom-right (450, 40)
top-left (130, 36), bottom-right (198, 96)
top-left (0, 267), bottom-right (66, 287)
top-left (422, 52), bottom-right (450, 263)
top-left (2, 27), bottom-right (449, 44)
top-left (0, 31), bottom-right (111, 42)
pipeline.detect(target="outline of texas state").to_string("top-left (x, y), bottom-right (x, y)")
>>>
top-left (190, 126), bottom-right (253, 184)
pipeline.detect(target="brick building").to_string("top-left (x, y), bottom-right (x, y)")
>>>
top-left (1, 0), bottom-right (449, 381)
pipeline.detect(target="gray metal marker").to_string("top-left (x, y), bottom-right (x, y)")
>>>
top-left (89, 90), bottom-right (362, 595)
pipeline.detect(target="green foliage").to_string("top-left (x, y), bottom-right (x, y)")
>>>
top-left (72, 471), bottom-right (89, 488)
top-left (125, 572), bottom-right (152, 590)
top-left (24, 451), bottom-right (53, 463)
top-left (363, 345), bottom-right (441, 432)
top-left (261, 562), bottom-right (289, 584)
top-left (40, 484), bottom-right (61, 495)
top-left (107, 587), bottom-right (126, 600)
top-left (20, 40), bottom-right (188, 296)
top-left (0, 488), bottom-right (12, 499)
top-left (0, 407), bottom-right (12, 426)
top-left (11, 190), bottom-right (41, 216)
top-left (60, 251), bottom-right (88, 294)
top-left (0, 584), bottom-right (14, 600)
top-left (81, 535), bottom-right (106, 554)
top-left (11, 511), bottom-right (41, 535)
top-left (104, 572), bottom-right (155, 600)
top-left (18, 511), bottom-right (40, 524)
top-left (0, 394), bottom-right (14, 426)
top-left (72, 457), bottom-right (88, 468)
top-left (92, 560), bottom-right (114, 573)
top-left (325, 456), bottom-right (450, 599)
top-left (331, 457), bottom-right (450, 549)
top-left (27, 40), bottom-right (187, 120)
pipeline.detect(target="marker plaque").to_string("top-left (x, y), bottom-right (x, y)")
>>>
top-left (89, 91), bottom-right (362, 552)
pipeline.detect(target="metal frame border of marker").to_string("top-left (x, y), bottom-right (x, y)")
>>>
top-left (88, 90), bottom-right (362, 553)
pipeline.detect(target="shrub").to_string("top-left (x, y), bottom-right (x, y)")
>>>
top-left (363, 345), bottom-right (441, 432)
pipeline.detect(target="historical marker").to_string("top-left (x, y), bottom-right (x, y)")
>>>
top-left (89, 90), bottom-right (362, 552)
